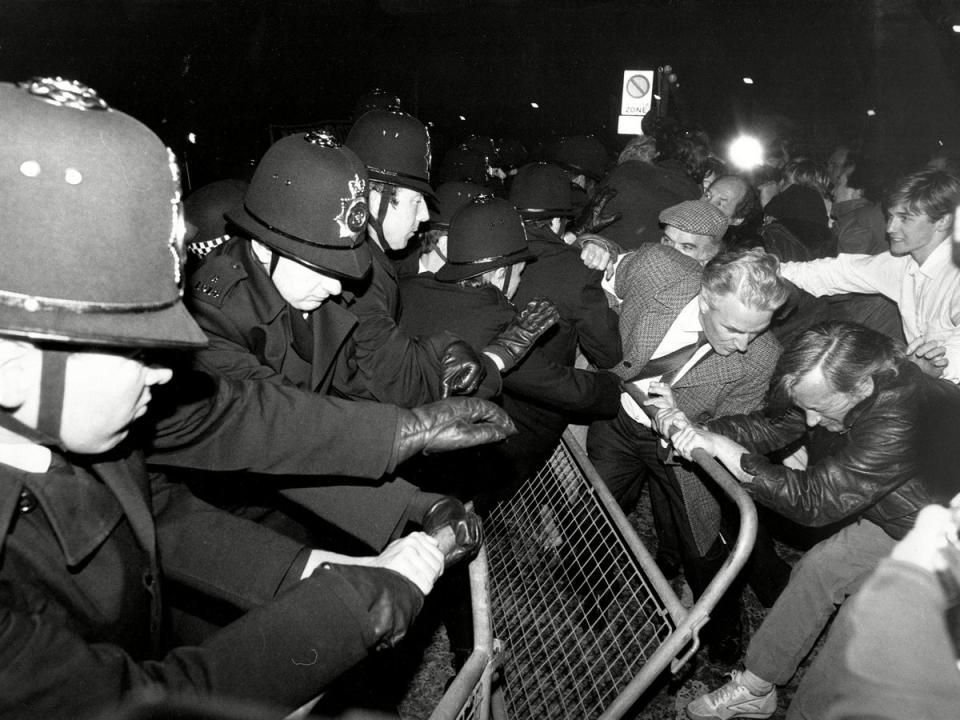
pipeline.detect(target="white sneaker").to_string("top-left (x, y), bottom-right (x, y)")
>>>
top-left (686, 670), bottom-right (777, 720)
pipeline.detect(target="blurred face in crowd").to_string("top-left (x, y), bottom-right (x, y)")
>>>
top-left (791, 367), bottom-right (872, 433)
top-left (758, 180), bottom-right (780, 208)
top-left (661, 225), bottom-right (720, 266)
top-left (704, 177), bottom-right (747, 222)
top-left (0, 340), bottom-right (173, 455)
top-left (832, 169), bottom-right (859, 203)
top-left (827, 146), bottom-right (850, 187)
top-left (886, 203), bottom-right (949, 265)
top-left (698, 291), bottom-right (772, 356)
top-left (371, 186), bottom-right (430, 251)
top-left (252, 241), bottom-right (343, 312)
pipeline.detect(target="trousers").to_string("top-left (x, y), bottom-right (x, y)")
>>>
top-left (745, 519), bottom-right (895, 685)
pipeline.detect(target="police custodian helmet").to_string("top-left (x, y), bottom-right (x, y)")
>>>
top-left (0, 77), bottom-right (207, 349)
top-left (345, 109), bottom-right (434, 198)
top-left (435, 195), bottom-right (535, 283)
top-left (226, 131), bottom-right (372, 280)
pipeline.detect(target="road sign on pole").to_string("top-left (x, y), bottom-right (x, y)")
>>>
top-left (620, 70), bottom-right (653, 116)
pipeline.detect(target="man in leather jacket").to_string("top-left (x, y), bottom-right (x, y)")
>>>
top-left (668, 321), bottom-right (960, 720)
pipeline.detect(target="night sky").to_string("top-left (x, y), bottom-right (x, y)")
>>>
top-left (3, 0), bottom-right (958, 189)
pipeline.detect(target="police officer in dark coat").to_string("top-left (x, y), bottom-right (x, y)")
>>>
top-left (341, 110), bottom-right (489, 406)
top-left (0, 78), bottom-right (492, 720)
top-left (509, 162), bottom-right (622, 370)
top-left (400, 196), bottom-right (622, 491)
top-left (186, 131), bottom-right (511, 553)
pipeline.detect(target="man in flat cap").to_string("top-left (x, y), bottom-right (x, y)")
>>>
top-left (658, 199), bottom-right (730, 266)
top-left (587, 243), bottom-right (788, 662)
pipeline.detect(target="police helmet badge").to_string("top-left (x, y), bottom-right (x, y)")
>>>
top-left (336, 174), bottom-right (368, 239)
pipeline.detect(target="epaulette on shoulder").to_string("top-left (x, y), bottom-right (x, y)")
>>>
top-left (189, 254), bottom-right (248, 308)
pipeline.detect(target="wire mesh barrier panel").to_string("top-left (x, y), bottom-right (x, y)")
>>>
top-left (484, 438), bottom-right (677, 720)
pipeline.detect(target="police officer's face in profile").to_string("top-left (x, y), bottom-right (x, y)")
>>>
top-left (0, 341), bottom-right (171, 454)
top-left (698, 291), bottom-right (772, 356)
top-left (269, 255), bottom-right (343, 312)
top-left (378, 187), bottom-right (430, 251)
top-left (55, 350), bottom-right (173, 454)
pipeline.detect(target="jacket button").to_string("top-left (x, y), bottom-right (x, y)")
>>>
top-left (18, 489), bottom-right (37, 514)
top-left (623, 361), bottom-right (632, 368)
top-left (142, 571), bottom-right (155, 589)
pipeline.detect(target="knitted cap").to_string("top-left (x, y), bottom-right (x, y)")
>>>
top-left (659, 200), bottom-right (729, 238)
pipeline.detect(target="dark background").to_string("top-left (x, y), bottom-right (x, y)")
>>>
top-left (4, 0), bottom-right (959, 189)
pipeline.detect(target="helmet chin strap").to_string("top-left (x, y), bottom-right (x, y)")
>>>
top-left (501, 263), bottom-right (513, 298)
top-left (367, 185), bottom-right (395, 249)
top-left (37, 348), bottom-right (70, 441)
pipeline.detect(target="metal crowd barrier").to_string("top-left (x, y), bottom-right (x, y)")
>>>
top-left (431, 427), bottom-right (757, 720)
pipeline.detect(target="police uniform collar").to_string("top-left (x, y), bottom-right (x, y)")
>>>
top-left (0, 451), bottom-right (124, 566)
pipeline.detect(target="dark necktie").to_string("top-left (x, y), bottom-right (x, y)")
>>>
top-left (623, 331), bottom-right (708, 385)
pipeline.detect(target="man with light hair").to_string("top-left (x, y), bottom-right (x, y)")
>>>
top-left (780, 168), bottom-right (960, 381)
top-left (587, 245), bottom-right (789, 662)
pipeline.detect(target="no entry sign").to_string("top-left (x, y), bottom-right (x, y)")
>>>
top-left (620, 70), bottom-right (653, 116)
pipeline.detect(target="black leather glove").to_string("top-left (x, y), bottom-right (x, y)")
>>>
top-left (394, 397), bottom-right (517, 465)
top-left (314, 563), bottom-right (423, 651)
top-left (568, 185), bottom-right (622, 236)
top-left (422, 497), bottom-right (483, 569)
top-left (440, 338), bottom-right (485, 398)
top-left (483, 297), bottom-right (560, 373)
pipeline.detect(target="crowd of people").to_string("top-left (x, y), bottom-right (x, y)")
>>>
top-left (3, 74), bottom-right (960, 720)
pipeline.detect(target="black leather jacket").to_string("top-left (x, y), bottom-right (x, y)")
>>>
top-left (708, 362), bottom-right (960, 539)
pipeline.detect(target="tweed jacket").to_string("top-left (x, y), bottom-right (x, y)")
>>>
top-left (612, 244), bottom-right (782, 552)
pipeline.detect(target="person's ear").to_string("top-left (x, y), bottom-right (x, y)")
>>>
top-left (0, 341), bottom-right (39, 412)
top-left (933, 211), bottom-right (953, 235)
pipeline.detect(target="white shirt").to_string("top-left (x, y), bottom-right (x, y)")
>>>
top-left (781, 240), bottom-right (960, 382)
top-left (620, 297), bottom-right (711, 426)
top-left (0, 440), bottom-right (52, 472)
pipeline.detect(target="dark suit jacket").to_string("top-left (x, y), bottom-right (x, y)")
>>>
top-left (338, 238), bottom-right (478, 406)
top-left (611, 245), bottom-right (782, 552)
top-left (400, 274), bottom-right (621, 488)
top-left (513, 223), bottom-right (621, 369)
top-left (598, 159), bottom-right (701, 250)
